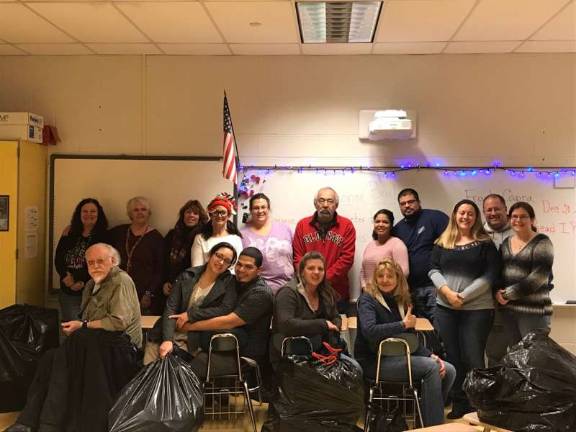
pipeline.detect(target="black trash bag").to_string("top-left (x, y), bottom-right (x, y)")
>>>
top-left (109, 349), bottom-right (204, 432)
top-left (273, 353), bottom-right (364, 432)
top-left (464, 329), bottom-right (576, 432)
top-left (0, 304), bottom-right (59, 412)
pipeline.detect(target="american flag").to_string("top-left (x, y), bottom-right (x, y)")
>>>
top-left (222, 94), bottom-right (238, 184)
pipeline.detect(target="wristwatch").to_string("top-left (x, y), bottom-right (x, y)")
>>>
top-left (82, 319), bottom-right (89, 329)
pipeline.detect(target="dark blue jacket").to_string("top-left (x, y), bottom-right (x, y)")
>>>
top-left (355, 292), bottom-right (430, 362)
top-left (393, 209), bottom-right (449, 289)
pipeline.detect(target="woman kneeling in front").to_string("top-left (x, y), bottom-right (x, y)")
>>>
top-left (355, 259), bottom-right (456, 427)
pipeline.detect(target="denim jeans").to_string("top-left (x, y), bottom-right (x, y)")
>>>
top-left (485, 308), bottom-right (514, 366)
top-left (360, 355), bottom-right (456, 426)
top-left (411, 285), bottom-right (438, 326)
top-left (499, 309), bottom-right (551, 348)
top-left (435, 305), bottom-right (494, 411)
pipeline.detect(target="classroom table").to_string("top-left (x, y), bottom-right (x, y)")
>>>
top-left (462, 412), bottom-right (513, 432)
top-left (409, 423), bottom-right (477, 432)
top-left (141, 315), bottom-right (160, 329)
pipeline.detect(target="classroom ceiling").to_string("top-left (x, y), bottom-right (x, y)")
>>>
top-left (0, 0), bottom-right (574, 56)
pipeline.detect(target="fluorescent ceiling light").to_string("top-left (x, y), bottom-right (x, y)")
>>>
top-left (296, 1), bottom-right (382, 44)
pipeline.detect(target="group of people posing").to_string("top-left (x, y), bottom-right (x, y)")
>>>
top-left (34, 186), bottom-right (554, 431)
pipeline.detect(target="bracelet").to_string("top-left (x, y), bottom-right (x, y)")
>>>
top-left (82, 319), bottom-right (89, 329)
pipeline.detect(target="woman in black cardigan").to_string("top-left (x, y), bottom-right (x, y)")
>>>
top-left (355, 258), bottom-right (456, 427)
top-left (143, 241), bottom-right (237, 364)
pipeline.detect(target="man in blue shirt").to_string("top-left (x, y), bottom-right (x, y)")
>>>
top-left (393, 188), bottom-right (449, 325)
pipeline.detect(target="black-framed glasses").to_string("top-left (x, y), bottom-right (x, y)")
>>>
top-left (213, 252), bottom-right (233, 265)
top-left (210, 210), bottom-right (228, 218)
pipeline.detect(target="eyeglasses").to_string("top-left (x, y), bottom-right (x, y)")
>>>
top-left (511, 215), bottom-right (531, 220)
top-left (213, 252), bottom-right (233, 265)
top-left (210, 210), bottom-right (228, 218)
top-left (317, 198), bottom-right (335, 205)
top-left (399, 199), bottom-right (417, 207)
top-left (87, 257), bottom-right (110, 267)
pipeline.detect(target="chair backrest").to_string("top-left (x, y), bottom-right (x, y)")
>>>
top-left (281, 336), bottom-right (313, 358)
top-left (206, 333), bottom-right (242, 382)
top-left (378, 333), bottom-right (419, 356)
top-left (375, 336), bottom-right (416, 386)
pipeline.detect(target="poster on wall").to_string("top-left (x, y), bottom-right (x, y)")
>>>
top-left (0, 196), bottom-right (8, 231)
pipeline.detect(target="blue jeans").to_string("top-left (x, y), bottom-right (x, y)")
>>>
top-left (435, 305), bottom-right (493, 411)
top-left (58, 291), bottom-right (82, 322)
top-left (500, 309), bottom-right (551, 348)
top-left (360, 355), bottom-right (456, 426)
top-left (411, 285), bottom-right (437, 326)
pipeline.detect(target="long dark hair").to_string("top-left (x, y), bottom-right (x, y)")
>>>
top-left (371, 208), bottom-right (395, 240)
top-left (170, 200), bottom-right (209, 255)
top-left (208, 241), bottom-right (238, 267)
top-left (69, 198), bottom-right (108, 237)
top-left (509, 201), bottom-right (538, 232)
top-left (298, 251), bottom-right (338, 307)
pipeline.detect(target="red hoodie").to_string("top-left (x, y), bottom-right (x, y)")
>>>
top-left (293, 213), bottom-right (356, 301)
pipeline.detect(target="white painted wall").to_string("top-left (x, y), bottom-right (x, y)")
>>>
top-left (0, 53), bottom-right (575, 350)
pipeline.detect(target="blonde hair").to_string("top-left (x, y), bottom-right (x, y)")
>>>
top-left (365, 259), bottom-right (411, 311)
top-left (436, 199), bottom-right (490, 249)
top-left (126, 196), bottom-right (151, 216)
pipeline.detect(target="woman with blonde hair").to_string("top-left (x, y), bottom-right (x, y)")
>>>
top-left (356, 259), bottom-right (455, 427)
top-left (428, 199), bottom-right (500, 419)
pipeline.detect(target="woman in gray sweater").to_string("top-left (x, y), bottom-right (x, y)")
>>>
top-left (496, 201), bottom-right (554, 344)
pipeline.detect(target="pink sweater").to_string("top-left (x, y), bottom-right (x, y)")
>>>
top-left (360, 237), bottom-right (409, 288)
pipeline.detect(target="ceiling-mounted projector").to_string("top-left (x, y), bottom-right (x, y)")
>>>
top-left (368, 109), bottom-right (414, 140)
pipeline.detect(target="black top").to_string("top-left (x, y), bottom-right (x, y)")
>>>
top-left (271, 277), bottom-right (341, 363)
top-left (233, 276), bottom-right (274, 361)
top-left (164, 228), bottom-right (197, 283)
top-left (355, 292), bottom-right (430, 362)
top-left (54, 232), bottom-right (102, 296)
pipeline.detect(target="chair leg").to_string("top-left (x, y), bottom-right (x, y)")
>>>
top-left (411, 387), bottom-right (424, 429)
top-left (364, 387), bottom-right (374, 432)
top-left (243, 380), bottom-right (257, 432)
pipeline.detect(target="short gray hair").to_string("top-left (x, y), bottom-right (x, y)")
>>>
top-left (126, 196), bottom-right (151, 215)
top-left (87, 243), bottom-right (121, 266)
top-left (314, 187), bottom-right (339, 205)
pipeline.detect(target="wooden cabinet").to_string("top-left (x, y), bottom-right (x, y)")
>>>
top-left (0, 140), bottom-right (47, 308)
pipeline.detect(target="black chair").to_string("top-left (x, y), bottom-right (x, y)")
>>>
top-left (203, 333), bottom-right (257, 432)
top-left (364, 335), bottom-right (424, 431)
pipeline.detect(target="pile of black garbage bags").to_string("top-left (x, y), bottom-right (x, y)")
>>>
top-left (464, 329), bottom-right (576, 432)
top-left (0, 304), bottom-right (59, 412)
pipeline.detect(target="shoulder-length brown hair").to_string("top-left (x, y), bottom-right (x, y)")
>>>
top-left (298, 251), bottom-right (338, 307)
top-left (436, 199), bottom-right (490, 249)
top-left (365, 258), bottom-right (411, 310)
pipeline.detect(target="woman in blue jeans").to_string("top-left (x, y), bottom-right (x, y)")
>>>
top-left (356, 258), bottom-right (455, 427)
top-left (429, 199), bottom-right (500, 418)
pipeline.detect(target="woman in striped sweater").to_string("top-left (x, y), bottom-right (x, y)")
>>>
top-left (496, 201), bottom-right (554, 346)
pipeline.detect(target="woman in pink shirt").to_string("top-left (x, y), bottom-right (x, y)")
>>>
top-left (360, 209), bottom-right (409, 290)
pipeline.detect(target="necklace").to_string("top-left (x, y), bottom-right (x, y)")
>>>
top-left (125, 225), bottom-right (149, 273)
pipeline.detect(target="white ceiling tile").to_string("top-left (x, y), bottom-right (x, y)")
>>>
top-left (302, 43), bottom-right (372, 55)
top-left (0, 4), bottom-right (72, 43)
top-left (158, 43), bottom-right (231, 55)
top-left (455, 0), bottom-right (570, 41)
top-left (230, 43), bottom-right (299, 55)
top-left (531, 2), bottom-right (576, 41)
top-left (16, 43), bottom-right (92, 55)
top-left (87, 43), bottom-right (161, 54)
top-left (205, 2), bottom-right (298, 43)
top-left (515, 40), bottom-right (576, 52)
top-left (376, 0), bottom-right (476, 42)
top-left (116, 3), bottom-right (223, 43)
top-left (0, 44), bottom-right (27, 55)
top-left (373, 41), bottom-right (445, 54)
top-left (444, 41), bottom-right (520, 53)
top-left (28, 3), bottom-right (147, 43)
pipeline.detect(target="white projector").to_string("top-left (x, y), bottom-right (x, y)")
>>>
top-left (368, 110), bottom-right (414, 140)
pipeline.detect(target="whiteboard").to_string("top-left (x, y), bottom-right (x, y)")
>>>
top-left (49, 155), bottom-right (232, 289)
top-left (238, 169), bottom-right (576, 304)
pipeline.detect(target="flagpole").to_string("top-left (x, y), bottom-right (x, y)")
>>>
top-left (224, 91), bottom-right (240, 226)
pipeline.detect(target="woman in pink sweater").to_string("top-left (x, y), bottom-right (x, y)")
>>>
top-left (360, 209), bottom-right (409, 290)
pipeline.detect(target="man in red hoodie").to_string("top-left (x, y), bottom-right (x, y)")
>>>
top-left (293, 187), bottom-right (356, 313)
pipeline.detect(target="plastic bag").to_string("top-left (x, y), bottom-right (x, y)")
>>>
top-left (109, 350), bottom-right (204, 432)
top-left (274, 353), bottom-right (364, 432)
top-left (366, 406), bottom-right (408, 432)
top-left (0, 304), bottom-right (59, 412)
top-left (464, 329), bottom-right (576, 432)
